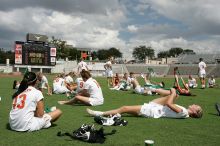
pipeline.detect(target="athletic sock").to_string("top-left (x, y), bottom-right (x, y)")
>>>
top-left (87, 108), bottom-right (104, 116)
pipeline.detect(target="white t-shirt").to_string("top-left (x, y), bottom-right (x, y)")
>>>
top-left (198, 61), bottom-right (206, 74)
top-left (208, 78), bottom-right (215, 86)
top-left (140, 102), bottom-right (189, 119)
top-left (65, 75), bottom-right (73, 84)
top-left (105, 61), bottom-right (112, 70)
top-left (84, 78), bottom-right (103, 102)
top-left (78, 61), bottom-right (88, 72)
top-left (38, 75), bottom-right (48, 89)
top-left (75, 77), bottom-right (84, 93)
top-left (9, 86), bottom-right (44, 131)
top-left (53, 77), bottom-right (65, 91)
top-left (188, 78), bottom-right (196, 85)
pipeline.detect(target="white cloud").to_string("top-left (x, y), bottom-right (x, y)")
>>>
top-left (127, 25), bottom-right (138, 32)
top-left (0, 7), bottom-right (127, 50)
top-left (0, 0), bottom-right (220, 60)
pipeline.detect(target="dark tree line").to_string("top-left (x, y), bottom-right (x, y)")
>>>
top-left (0, 48), bottom-right (14, 64)
top-left (157, 48), bottom-right (195, 58)
top-left (132, 46), bottom-right (196, 61)
top-left (50, 37), bottom-right (122, 61)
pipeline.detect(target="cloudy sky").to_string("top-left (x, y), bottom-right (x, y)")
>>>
top-left (0, 0), bottom-right (220, 59)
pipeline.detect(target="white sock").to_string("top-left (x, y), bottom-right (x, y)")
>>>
top-left (87, 108), bottom-right (104, 116)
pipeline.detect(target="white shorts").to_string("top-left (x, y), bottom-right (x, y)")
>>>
top-left (28, 114), bottom-right (52, 132)
top-left (188, 83), bottom-right (197, 88)
top-left (135, 86), bottom-right (145, 94)
top-left (88, 98), bottom-right (104, 106)
top-left (139, 102), bottom-right (163, 118)
top-left (53, 86), bottom-right (70, 94)
top-left (199, 72), bottom-right (206, 78)
top-left (106, 70), bottom-right (113, 77)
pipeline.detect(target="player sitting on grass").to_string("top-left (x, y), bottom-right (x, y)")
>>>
top-left (110, 73), bottom-right (131, 91)
top-left (13, 80), bottom-right (20, 89)
top-left (187, 75), bottom-right (198, 88)
top-left (52, 73), bottom-right (74, 95)
top-left (208, 75), bottom-right (216, 88)
top-left (58, 70), bottom-right (104, 106)
top-left (9, 72), bottom-right (62, 132)
top-left (36, 72), bottom-right (52, 95)
top-left (87, 88), bottom-right (203, 119)
top-left (112, 73), bottom-right (120, 87)
top-left (66, 73), bottom-right (85, 99)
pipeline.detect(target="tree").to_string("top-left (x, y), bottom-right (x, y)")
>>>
top-left (132, 46), bottom-right (155, 61)
top-left (96, 48), bottom-right (122, 60)
top-left (96, 49), bottom-right (109, 60)
top-left (183, 49), bottom-right (196, 54)
top-left (68, 47), bottom-right (81, 60)
top-left (168, 47), bottom-right (183, 57)
top-left (49, 36), bottom-right (80, 60)
top-left (50, 36), bottom-right (67, 59)
top-left (108, 47), bottom-right (122, 58)
top-left (0, 49), bottom-right (14, 64)
top-left (157, 51), bottom-right (169, 58)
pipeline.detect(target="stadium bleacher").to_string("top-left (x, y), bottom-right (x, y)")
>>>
top-left (178, 54), bottom-right (220, 64)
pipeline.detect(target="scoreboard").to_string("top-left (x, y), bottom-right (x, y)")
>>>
top-left (15, 41), bottom-right (56, 66)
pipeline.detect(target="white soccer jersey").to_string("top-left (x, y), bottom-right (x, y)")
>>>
top-left (208, 78), bottom-right (215, 86)
top-left (105, 61), bottom-right (112, 70)
top-left (53, 77), bottom-right (65, 91)
top-left (78, 61), bottom-right (88, 72)
top-left (84, 78), bottom-right (103, 102)
top-left (65, 75), bottom-right (73, 84)
top-left (140, 102), bottom-right (189, 119)
top-left (188, 78), bottom-right (197, 87)
top-left (75, 77), bottom-right (84, 93)
top-left (9, 86), bottom-right (44, 131)
top-left (198, 61), bottom-right (206, 74)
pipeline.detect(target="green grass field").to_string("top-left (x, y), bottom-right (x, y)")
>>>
top-left (0, 75), bottom-right (220, 146)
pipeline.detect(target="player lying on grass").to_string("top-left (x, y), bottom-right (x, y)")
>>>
top-left (58, 70), bottom-right (104, 106)
top-left (129, 73), bottom-right (165, 96)
top-left (131, 77), bottom-right (153, 95)
top-left (9, 72), bottom-right (62, 132)
top-left (173, 74), bottom-right (193, 96)
top-left (87, 88), bottom-right (203, 119)
top-left (142, 73), bottom-right (165, 90)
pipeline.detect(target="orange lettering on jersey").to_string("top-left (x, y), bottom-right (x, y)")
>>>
top-left (12, 94), bottom-right (27, 109)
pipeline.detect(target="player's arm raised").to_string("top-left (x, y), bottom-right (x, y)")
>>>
top-left (165, 88), bottom-right (182, 113)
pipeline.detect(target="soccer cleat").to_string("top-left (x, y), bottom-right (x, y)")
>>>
top-left (87, 108), bottom-right (104, 116)
top-left (215, 103), bottom-right (220, 116)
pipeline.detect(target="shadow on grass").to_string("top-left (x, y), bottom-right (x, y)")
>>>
top-left (6, 123), bottom-right (12, 131)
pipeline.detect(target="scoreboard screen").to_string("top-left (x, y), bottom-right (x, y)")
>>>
top-left (15, 42), bottom-right (56, 66)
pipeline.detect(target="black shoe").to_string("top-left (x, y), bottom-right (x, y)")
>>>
top-left (215, 103), bottom-right (220, 116)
